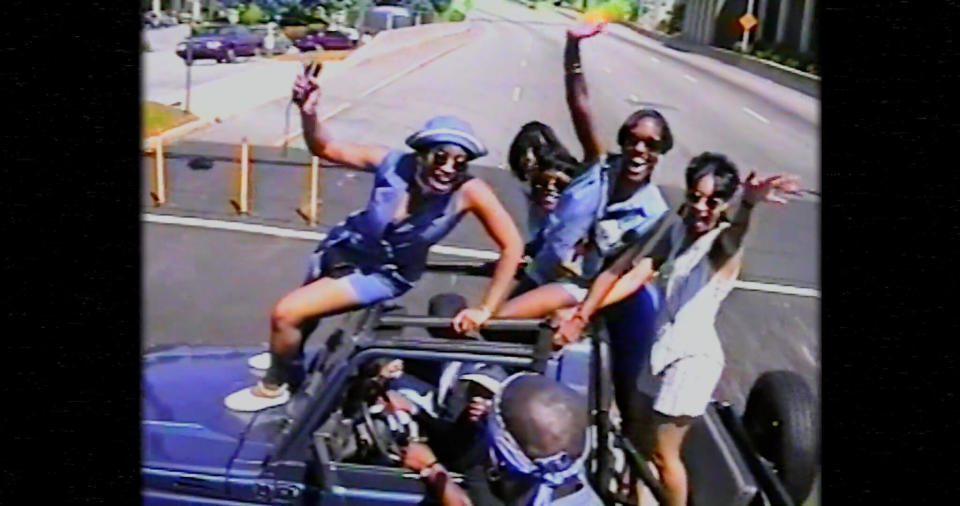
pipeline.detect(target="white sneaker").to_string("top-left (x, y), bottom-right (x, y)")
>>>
top-left (224, 382), bottom-right (290, 412)
top-left (248, 352), bottom-right (271, 370)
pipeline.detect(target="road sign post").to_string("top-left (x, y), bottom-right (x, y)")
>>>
top-left (739, 0), bottom-right (757, 53)
top-left (185, 42), bottom-right (193, 113)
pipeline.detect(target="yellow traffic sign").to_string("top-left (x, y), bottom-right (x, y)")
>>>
top-left (739, 14), bottom-right (758, 31)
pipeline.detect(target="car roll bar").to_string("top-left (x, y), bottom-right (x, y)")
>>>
top-left (374, 315), bottom-right (554, 373)
top-left (375, 315), bottom-right (545, 332)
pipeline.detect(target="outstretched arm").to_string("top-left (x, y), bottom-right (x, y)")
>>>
top-left (565, 23), bottom-right (607, 164)
top-left (452, 179), bottom-right (525, 334)
top-left (710, 172), bottom-right (802, 273)
top-left (402, 443), bottom-right (473, 506)
top-left (552, 240), bottom-right (655, 346)
top-left (295, 62), bottom-right (389, 171)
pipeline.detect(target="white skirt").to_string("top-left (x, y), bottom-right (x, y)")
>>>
top-left (636, 354), bottom-right (723, 418)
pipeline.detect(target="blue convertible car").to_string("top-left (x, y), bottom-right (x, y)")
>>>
top-left (142, 261), bottom-right (818, 506)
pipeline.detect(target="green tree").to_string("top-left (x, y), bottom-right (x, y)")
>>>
top-left (239, 3), bottom-right (265, 23)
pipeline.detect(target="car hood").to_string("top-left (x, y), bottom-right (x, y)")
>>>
top-left (142, 345), bottom-right (276, 475)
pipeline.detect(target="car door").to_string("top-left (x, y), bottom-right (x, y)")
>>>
top-left (317, 463), bottom-right (431, 505)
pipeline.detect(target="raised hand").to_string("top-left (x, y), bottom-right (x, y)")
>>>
top-left (567, 21), bottom-right (606, 40)
top-left (741, 172), bottom-right (802, 206)
top-left (292, 61), bottom-right (322, 113)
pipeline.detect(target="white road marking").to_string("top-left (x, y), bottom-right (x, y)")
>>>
top-left (683, 74), bottom-right (697, 83)
top-left (512, 86), bottom-right (522, 102)
top-left (144, 213), bottom-right (820, 296)
top-left (628, 94), bottom-right (639, 103)
top-left (733, 280), bottom-right (819, 298)
top-left (650, 57), bottom-right (660, 63)
top-left (520, 59), bottom-right (527, 67)
top-left (799, 345), bottom-right (817, 366)
top-left (272, 32), bottom-right (477, 147)
top-left (603, 66), bottom-right (612, 73)
top-left (741, 107), bottom-right (771, 124)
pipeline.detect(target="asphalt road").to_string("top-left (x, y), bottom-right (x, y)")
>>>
top-left (143, 0), bottom-right (821, 412)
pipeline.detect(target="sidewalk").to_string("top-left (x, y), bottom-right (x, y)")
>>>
top-left (143, 22), bottom-right (473, 148)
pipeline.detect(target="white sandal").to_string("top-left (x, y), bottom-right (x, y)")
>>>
top-left (247, 352), bottom-right (271, 370)
top-left (224, 382), bottom-right (290, 412)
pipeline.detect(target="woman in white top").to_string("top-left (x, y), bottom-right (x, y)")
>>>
top-left (552, 152), bottom-right (800, 506)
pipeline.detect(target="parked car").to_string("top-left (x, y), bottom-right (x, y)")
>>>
top-left (294, 29), bottom-right (358, 52)
top-left (251, 26), bottom-right (294, 56)
top-left (142, 260), bottom-right (819, 506)
top-left (143, 11), bottom-right (179, 28)
top-left (175, 25), bottom-right (262, 64)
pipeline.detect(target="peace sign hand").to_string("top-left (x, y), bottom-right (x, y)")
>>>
top-left (741, 171), bottom-right (801, 206)
top-left (292, 61), bottom-right (322, 113)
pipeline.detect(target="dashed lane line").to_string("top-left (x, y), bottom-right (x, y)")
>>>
top-left (741, 106), bottom-right (771, 124)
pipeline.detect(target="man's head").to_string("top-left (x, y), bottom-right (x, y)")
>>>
top-left (486, 373), bottom-right (590, 505)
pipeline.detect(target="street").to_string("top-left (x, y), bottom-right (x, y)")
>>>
top-left (142, 0), bottom-right (820, 413)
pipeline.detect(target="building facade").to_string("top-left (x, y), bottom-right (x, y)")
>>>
top-left (680, 0), bottom-right (816, 56)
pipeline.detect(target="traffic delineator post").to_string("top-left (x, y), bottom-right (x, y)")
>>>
top-left (296, 156), bottom-right (323, 225)
top-left (231, 138), bottom-right (251, 215)
top-left (150, 137), bottom-right (167, 206)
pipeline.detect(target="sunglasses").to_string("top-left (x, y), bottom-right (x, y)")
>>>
top-left (621, 133), bottom-right (666, 154)
top-left (425, 146), bottom-right (469, 172)
top-left (685, 190), bottom-right (727, 210)
top-left (531, 171), bottom-right (572, 192)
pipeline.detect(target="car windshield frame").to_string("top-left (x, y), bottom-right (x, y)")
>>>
top-left (266, 306), bottom-right (549, 465)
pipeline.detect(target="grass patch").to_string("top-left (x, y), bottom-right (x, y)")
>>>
top-left (143, 101), bottom-right (198, 138)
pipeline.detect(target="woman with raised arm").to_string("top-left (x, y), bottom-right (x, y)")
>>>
top-left (495, 22), bottom-right (675, 319)
top-left (225, 63), bottom-right (524, 412)
top-left (553, 153), bottom-right (800, 506)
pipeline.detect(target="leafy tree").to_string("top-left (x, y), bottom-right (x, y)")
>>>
top-left (239, 3), bottom-right (266, 23)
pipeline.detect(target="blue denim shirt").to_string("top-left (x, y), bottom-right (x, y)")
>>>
top-left (525, 155), bottom-right (669, 285)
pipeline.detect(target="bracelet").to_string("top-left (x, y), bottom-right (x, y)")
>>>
top-left (565, 62), bottom-right (583, 74)
top-left (477, 306), bottom-right (492, 320)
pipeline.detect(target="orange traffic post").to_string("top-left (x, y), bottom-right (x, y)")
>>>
top-left (231, 138), bottom-right (251, 215)
top-left (296, 156), bottom-right (323, 225)
top-left (150, 137), bottom-right (167, 206)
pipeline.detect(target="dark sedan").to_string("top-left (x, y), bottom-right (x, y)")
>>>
top-left (294, 29), bottom-right (357, 52)
top-left (176, 25), bottom-right (261, 64)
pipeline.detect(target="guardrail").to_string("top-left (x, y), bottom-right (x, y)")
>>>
top-left (144, 138), bottom-right (326, 225)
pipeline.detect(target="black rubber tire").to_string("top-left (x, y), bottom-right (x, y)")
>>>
top-left (742, 370), bottom-right (818, 505)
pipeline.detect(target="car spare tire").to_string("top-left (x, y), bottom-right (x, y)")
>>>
top-left (742, 370), bottom-right (818, 505)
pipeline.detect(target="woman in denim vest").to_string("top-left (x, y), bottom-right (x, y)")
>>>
top-left (226, 63), bottom-right (524, 412)
top-left (496, 23), bottom-right (673, 329)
